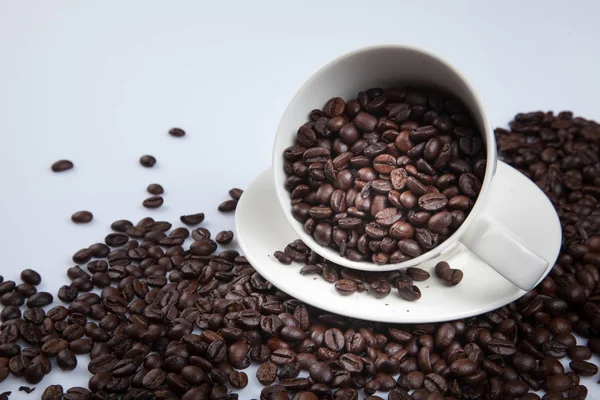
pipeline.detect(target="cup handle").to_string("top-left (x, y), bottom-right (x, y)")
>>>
top-left (460, 212), bottom-right (549, 291)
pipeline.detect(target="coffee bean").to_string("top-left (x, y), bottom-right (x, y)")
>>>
top-left (406, 267), bottom-right (430, 281)
top-left (569, 360), bottom-right (598, 376)
top-left (229, 370), bottom-right (248, 389)
top-left (1, 292), bottom-right (24, 307)
top-left (139, 155), bottom-right (156, 167)
top-left (51, 160), bottom-right (74, 172)
top-left (71, 211), bottom-right (93, 223)
top-left (42, 385), bottom-right (63, 400)
top-left (56, 349), bottom-right (77, 371)
top-left (334, 280), bottom-right (357, 296)
top-left (218, 199), bottom-right (237, 212)
top-left (168, 127), bottom-right (185, 137)
top-left (371, 280), bottom-right (391, 299)
top-left (439, 268), bottom-right (463, 286)
top-left (143, 196), bottom-right (163, 209)
top-left (20, 269), bottom-right (41, 286)
top-left (146, 183), bottom-right (164, 195)
top-left (397, 283), bottom-right (421, 301)
top-left (215, 230), bottom-right (234, 245)
top-left (179, 213), bottom-right (204, 226)
top-left (27, 292), bottom-right (53, 307)
top-left (110, 219), bottom-right (133, 232)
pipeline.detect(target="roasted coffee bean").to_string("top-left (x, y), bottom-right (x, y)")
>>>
top-left (42, 385), bottom-right (63, 400)
top-left (439, 268), bottom-right (463, 286)
top-left (168, 127), bottom-right (185, 137)
top-left (57, 349), bottom-right (77, 371)
top-left (20, 270), bottom-right (41, 286)
top-left (180, 213), bottom-right (205, 225)
top-left (143, 196), bottom-right (164, 209)
top-left (334, 280), bottom-right (357, 296)
top-left (569, 360), bottom-right (598, 376)
top-left (147, 183), bottom-right (164, 195)
top-left (397, 283), bottom-right (421, 301)
top-left (371, 280), bottom-right (391, 299)
top-left (139, 155), bottom-right (156, 167)
top-left (71, 211), bottom-right (93, 223)
top-left (27, 292), bottom-right (53, 307)
top-left (51, 159), bottom-right (74, 172)
top-left (215, 230), bottom-right (234, 245)
top-left (257, 361), bottom-right (278, 385)
top-left (406, 267), bottom-right (430, 281)
top-left (1, 292), bottom-right (24, 307)
top-left (218, 199), bottom-right (238, 212)
top-left (229, 370), bottom-right (248, 389)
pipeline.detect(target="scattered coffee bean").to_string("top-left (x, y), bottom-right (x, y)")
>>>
top-left (439, 268), bottom-right (464, 286)
top-left (218, 199), bottom-right (237, 212)
top-left (406, 267), bottom-right (430, 281)
top-left (143, 196), bottom-right (163, 209)
top-left (20, 270), bottom-right (41, 286)
top-left (180, 213), bottom-right (204, 225)
top-left (215, 230), bottom-right (234, 245)
top-left (139, 155), bottom-right (156, 167)
top-left (396, 282), bottom-right (422, 301)
top-left (334, 279), bottom-right (358, 296)
top-left (229, 188), bottom-right (244, 200)
top-left (146, 183), bottom-right (164, 195)
top-left (274, 251), bottom-right (292, 265)
top-left (51, 160), bottom-right (73, 172)
top-left (168, 127), bottom-right (185, 137)
top-left (18, 386), bottom-right (34, 394)
top-left (71, 211), bottom-right (93, 223)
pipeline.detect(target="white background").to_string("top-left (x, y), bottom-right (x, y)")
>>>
top-left (0, 0), bottom-right (599, 398)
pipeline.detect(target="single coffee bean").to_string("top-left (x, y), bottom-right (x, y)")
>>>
top-left (334, 280), bottom-right (358, 296)
top-left (180, 213), bottom-right (205, 225)
top-left (51, 160), bottom-right (74, 172)
top-left (439, 268), bottom-right (463, 286)
top-left (406, 267), bottom-right (430, 281)
top-left (143, 196), bottom-right (163, 209)
top-left (27, 292), bottom-right (53, 307)
top-left (57, 349), bottom-right (77, 371)
top-left (371, 280), bottom-right (391, 299)
top-left (71, 211), bottom-right (93, 223)
top-left (169, 127), bottom-right (185, 137)
top-left (41, 385), bottom-right (63, 400)
top-left (20, 270), bottom-right (41, 286)
top-left (146, 183), bottom-right (164, 194)
top-left (218, 199), bottom-right (237, 212)
top-left (139, 155), bottom-right (156, 167)
top-left (215, 230), bottom-right (234, 245)
top-left (397, 282), bottom-right (421, 301)
top-left (110, 219), bottom-right (133, 232)
top-left (569, 360), bottom-right (598, 376)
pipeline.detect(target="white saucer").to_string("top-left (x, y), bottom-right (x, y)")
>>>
top-left (235, 162), bottom-right (561, 323)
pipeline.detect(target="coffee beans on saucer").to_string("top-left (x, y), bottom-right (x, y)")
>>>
top-left (283, 87), bottom-right (486, 265)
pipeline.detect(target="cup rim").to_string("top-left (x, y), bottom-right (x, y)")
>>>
top-left (272, 44), bottom-right (497, 271)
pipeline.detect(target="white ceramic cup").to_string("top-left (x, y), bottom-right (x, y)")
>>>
top-left (272, 45), bottom-right (549, 291)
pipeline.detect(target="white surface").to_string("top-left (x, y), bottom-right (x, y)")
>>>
top-left (272, 44), bottom-right (500, 272)
top-left (0, 1), bottom-right (598, 398)
top-left (237, 162), bottom-right (560, 323)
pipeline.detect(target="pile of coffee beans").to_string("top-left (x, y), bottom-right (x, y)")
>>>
top-left (274, 240), bottom-right (464, 301)
top-left (0, 111), bottom-right (597, 399)
top-left (282, 87), bottom-right (487, 265)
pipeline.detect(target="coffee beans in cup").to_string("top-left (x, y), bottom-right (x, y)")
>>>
top-left (283, 87), bottom-right (486, 264)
